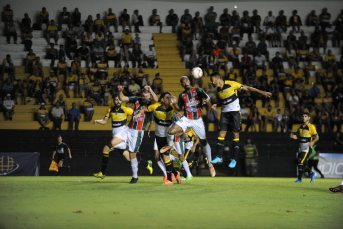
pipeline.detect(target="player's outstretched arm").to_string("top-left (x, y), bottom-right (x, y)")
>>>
top-left (171, 95), bottom-right (181, 111)
top-left (145, 85), bottom-right (158, 103)
top-left (118, 85), bottom-right (129, 102)
top-left (133, 107), bottom-right (148, 121)
top-left (94, 118), bottom-right (108, 125)
top-left (241, 85), bottom-right (272, 98)
top-left (290, 133), bottom-right (298, 140)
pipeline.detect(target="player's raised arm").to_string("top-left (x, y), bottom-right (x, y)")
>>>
top-left (144, 85), bottom-right (158, 103)
top-left (118, 85), bottom-right (129, 102)
top-left (171, 95), bottom-right (181, 111)
top-left (241, 85), bottom-right (271, 98)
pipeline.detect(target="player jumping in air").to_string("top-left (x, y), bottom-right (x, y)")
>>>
top-left (93, 94), bottom-right (153, 181)
top-left (290, 111), bottom-right (319, 183)
top-left (209, 72), bottom-right (271, 168)
top-left (163, 76), bottom-right (216, 177)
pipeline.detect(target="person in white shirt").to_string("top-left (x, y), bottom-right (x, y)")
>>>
top-left (134, 33), bottom-right (141, 48)
top-left (262, 25), bottom-right (275, 47)
top-left (254, 51), bottom-right (266, 71)
top-left (288, 90), bottom-right (299, 111)
top-left (51, 102), bottom-right (64, 130)
top-left (274, 108), bottom-right (284, 132)
top-left (263, 11), bottom-right (275, 26)
top-left (132, 10), bottom-right (141, 33)
top-left (145, 45), bottom-right (156, 68)
top-left (3, 93), bottom-right (15, 121)
top-left (240, 103), bottom-right (252, 131)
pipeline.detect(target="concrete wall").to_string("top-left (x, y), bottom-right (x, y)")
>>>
top-left (5, 0), bottom-right (343, 26)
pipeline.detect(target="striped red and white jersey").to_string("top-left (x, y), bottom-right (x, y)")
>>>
top-left (128, 96), bottom-right (152, 131)
top-left (178, 87), bottom-right (209, 120)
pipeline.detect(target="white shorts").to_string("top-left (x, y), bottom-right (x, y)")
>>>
top-left (153, 135), bottom-right (185, 155)
top-left (175, 116), bottom-right (206, 139)
top-left (114, 127), bottom-right (144, 153)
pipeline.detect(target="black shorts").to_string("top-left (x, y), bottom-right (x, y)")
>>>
top-left (57, 153), bottom-right (66, 162)
top-left (219, 111), bottom-right (241, 132)
top-left (297, 150), bottom-right (311, 166)
top-left (155, 136), bottom-right (168, 155)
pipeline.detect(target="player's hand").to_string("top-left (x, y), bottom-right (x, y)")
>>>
top-left (191, 147), bottom-right (196, 153)
top-left (117, 85), bottom-right (124, 92)
top-left (69, 155), bottom-right (72, 159)
top-left (148, 130), bottom-right (151, 138)
top-left (211, 104), bottom-right (217, 110)
top-left (133, 114), bottom-right (140, 122)
top-left (263, 91), bottom-right (272, 98)
top-left (93, 120), bottom-right (98, 125)
top-left (290, 133), bottom-right (296, 139)
top-left (144, 86), bottom-right (151, 92)
top-left (171, 95), bottom-right (177, 104)
top-left (202, 97), bottom-right (210, 105)
top-left (309, 141), bottom-right (314, 147)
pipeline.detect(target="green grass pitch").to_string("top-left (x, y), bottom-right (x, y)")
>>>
top-left (0, 177), bottom-right (342, 229)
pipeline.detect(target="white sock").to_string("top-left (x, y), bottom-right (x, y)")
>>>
top-left (157, 160), bottom-right (167, 176)
top-left (167, 133), bottom-right (174, 147)
top-left (182, 161), bottom-right (192, 177)
top-left (131, 158), bottom-right (138, 178)
top-left (169, 154), bottom-right (176, 161)
top-left (340, 180), bottom-right (343, 186)
top-left (203, 143), bottom-right (212, 167)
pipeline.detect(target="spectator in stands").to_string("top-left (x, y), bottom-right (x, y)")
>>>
top-left (199, 36), bottom-right (213, 55)
top-left (56, 94), bottom-right (68, 120)
top-left (3, 93), bottom-right (15, 121)
top-left (331, 109), bottom-right (342, 132)
top-left (181, 9), bottom-right (192, 24)
top-left (38, 7), bottom-right (49, 29)
top-left (244, 37), bottom-right (257, 55)
top-left (192, 11), bottom-right (204, 39)
top-left (51, 102), bottom-right (64, 130)
top-left (59, 7), bottom-right (71, 28)
top-left (181, 19), bottom-right (192, 41)
top-left (77, 73), bottom-right (89, 98)
top-left (1, 54), bottom-right (13, 79)
top-left (318, 107), bottom-right (332, 133)
top-left (142, 73), bottom-right (152, 88)
top-left (282, 108), bottom-right (291, 132)
top-left (133, 33), bottom-right (141, 48)
top-left (134, 66), bottom-right (145, 86)
top-left (251, 9), bottom-right (261, 33)
top-left (46, 43), bottom-right (58, 68)
top-left (297, 44), bottom-right (309, 65)
top-left (5, 19), bottom-right (17, 44)
top-left (41, 78), bottom-right (54, 105)
top-left (314, 93), bottom-right (323, 113)
top-left (245, 65), bottom-right (257, 86)
top-left (301, 89), bottom-right (314, 112)
top-left (104, 32), bottom-right (115, 50)
top-left (229, 44), bottom-right (240, 69)
top-left (132, 10), bottom-right (141, 33)
top-left (240, 52), bottom-right (252, 76)
top-left (286, 30), bottom-right (297, 50)
top-left (335, 22), bottom-right (343, 47)
top-left (257, 38), bottom-right (269, 62)
top-left (254, 51), bottom-right (266, 72)
top-left (273, 25), bottom-right (283, 47)
top-left (46, 20), bottom-right (59, 45)
top-left (204, 50), bottom-right (217, 76)
top-left (84, 15), bottom-right (93, 33)
top-left (32, 56), bottom-right (44, 78)
top-left (289, 10), bottom-right (302, 33)
top-left (231, 10), bottom-right (240, 26)
top-left (121, 29), bottom-right (133, 48)
top-left (120, 9), bottom-right (131, 32)
top-left (152, 73), bottom-right (163, 95)
top-left (308, 10), bottom-right (318, 26)
top-left (27, 69), bottom-right (42, 97)
top-left (2, 5), bottom-right (12, 30)
top-left (263, 11), bottom-right (275, 26)
top-left (83, 31), bottom-right (94, 48)
top-left (56, 57), bottom-right (68, 81)
top-left (37, 103), bottom-right (50, 130)
top-left (95, 31), bottom-right (105, 48)
top-left (58, 44), bottom-right (66, 59)
top-left (129, 43), bottom-right (141, 69)
top-left (25, 49), bottom-right (36, 73)
top-left (250, 107), bottom-right (263, 132)
top-left (109, 72), bottom-right (120, 95)
top-left (166, 9), bottom-right (179, 33)
top-left (2, 78), bottom-right (14, 99)
top-left (76, 43), bottom-right (91, 68)
top-left (321, 67), bottom-right (336, 92)
top-left (311, 26), bottom-right (326, 54)
top-left (83, 95), bottom-right (95, 121)
top-left (303, 60), bottom-right (316, 84)
top-left (324, 49), bottom-right (338, 72)
top-left (129, 79), bottom-right (141, 96)
top-left (285, 44), bottom-right (297, 69)
top-left (288, 90), bottom-right (299, 111)
top-left (65, 35), bottom-right (77, 60)
top-left (230, 24), bottom-right (240, 47)
top-left (72, 8), bottom-right (81, 26)
top-left (149, 9), bottom-right (163, 33)
top-left (217, 51), bottom-right (228, 76)
top-left (219, 8), bottom-right (231, 27)
top-left (261, 25), bottom-right (275, 47)
top-left (68, 102), bottom-right (80, 131)
top-left (14, 79), bottom-right (26, 105)
top-left (298, 30), bottom-right (308, 50)
top-left (270, 52), bottom-right (283, 76)
top-left (70, 56), bottom-right (81, 76)
top-left (22, 27), bottom-right (33, 51)
top-left (263, 105), bottom-right (275, 131)
top-left (65, 72), bottom-right (78, 98)
top-left (106, 44), bottom-right (118, 67)
top-left (119, 45), bottom-right (130, 67)
top-left (288, 105), bottom-right (303, 129)
top-left (274, 108), bottom-right (284, 132)
top-left (89, 79), bottom-right (102, 105)
top-left (205, 6), bottom-right (217, 22)
top-left (97, 57), bottom-right (108, 72)
top-left (145, 45), bottom-right (156, 68)
top-left (309, 47), bottom-right (322, 62)
top-left (275, 10), bottom-right (287, 32)
top-left (206, 103), bottom-right (218, 131)
top-left (94, 13), bottom-right (105, 33)
top-left (240, 11), bottom-right (253, 39)
top-left (240, 103), bottom-right (252, 132)
top-left (218, 25), bottom-right (230, 49)
top-left (73, 21), bottom-right (84, 39)
top-left (106, 8), bottom-right (118, 33)
top-left (91, 42), bottom-right (104, 64)
top-left (319, 8), bottom-right (331, 32)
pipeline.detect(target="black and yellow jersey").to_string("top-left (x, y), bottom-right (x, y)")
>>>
top-left (296, 122), bottom-right (318, 152)
top-left (37, 107), bottom-right (48, 117)
top-left (105, 106), bottom-right (133, 130)
top-left (217, 80), bottom-right (242, 112)
top-left (148, 103), bottom-right (178, 137)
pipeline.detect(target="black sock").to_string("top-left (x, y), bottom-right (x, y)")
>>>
top-left (172, 166), bottom-right (178, 177)
top-left (101, 151), bottom-right (109, 175)
top-left (58, 167), bottom-right (61, 175)
top-left (304, 166), bottom-right (312, 175)
top-left (217, 137), bottom-right (225, 158)
top-left (298, 168), bottom-right (303, 180)
top-left (165, 160), bottom-right (173, 181)
top-left (181, 167), bottom-right (187, 178)
top-left (233, 138), bottom-right (240, 160)
top-left (139, 158), bottom-right (148, 167)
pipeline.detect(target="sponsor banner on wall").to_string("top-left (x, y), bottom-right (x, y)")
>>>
top-left (0, 153), bottom-right (40, 176)
top-left (318, 153), bottom-right (343, 179)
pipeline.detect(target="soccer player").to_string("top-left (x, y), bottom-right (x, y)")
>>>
top-left (93, 94), bottom-right (153, 181)
top-left (329, 179), bottom-right (343, 193)
top-left (209, 72), bottom-right (271, 168)
top-left (164, 76), bottom-right (216, 177)
top-left (52, 135), bottom-right (72, 175)
top-left (135, 92), bottom-right (185, 185)
top-left (290, 111), bottom-right (319, 183)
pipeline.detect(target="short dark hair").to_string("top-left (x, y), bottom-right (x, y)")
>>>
top-left (303, 111), bottom-right (310, 117)
top-left (159, 91), bottom-right (171, 102)
top-left (180, 76), bottom-right (189, 83)
top-left (210, 72), bottom-right (221, 79)
top-left (113, 94), bottom-right (119, 99)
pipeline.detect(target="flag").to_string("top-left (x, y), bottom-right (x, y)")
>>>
top-left (49, 160), bottom-right (59, 172)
